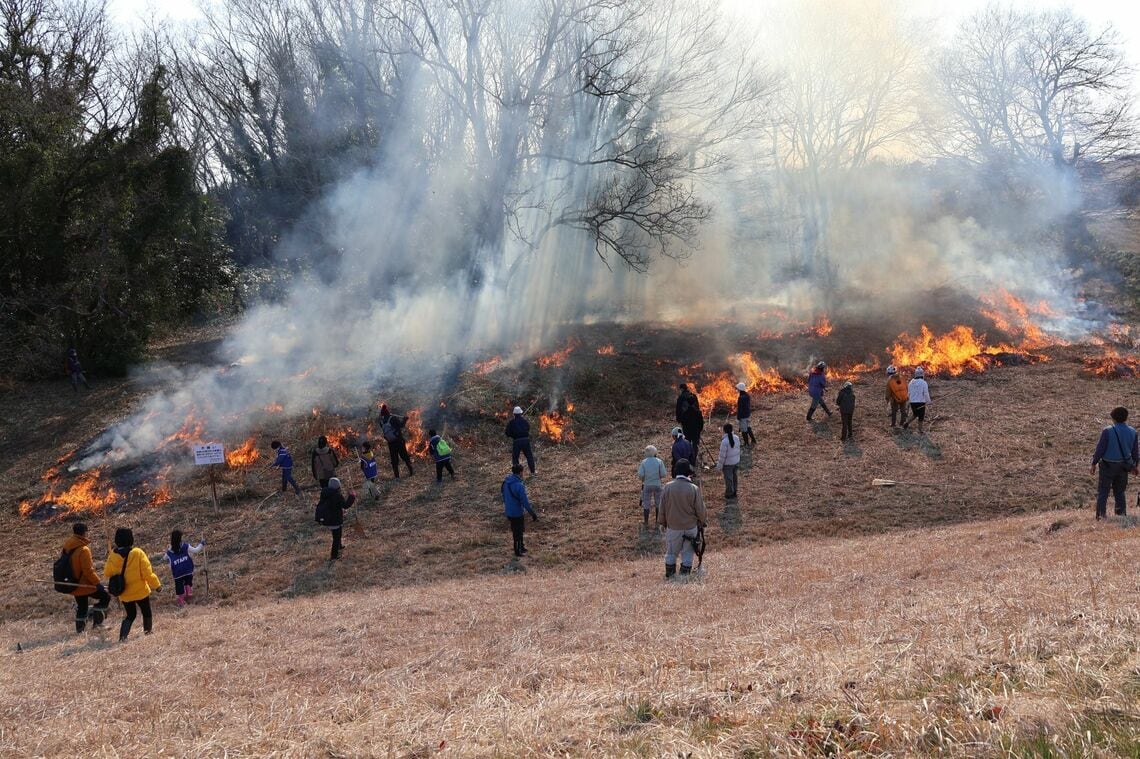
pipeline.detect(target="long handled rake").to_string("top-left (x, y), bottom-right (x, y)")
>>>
top-left (341, 436), bottom-right (367, 538)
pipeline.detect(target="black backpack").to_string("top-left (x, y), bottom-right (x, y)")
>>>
top-left (108, 548), bottom-right (131, 597)
top-left (315, 493), bottom-right (331, 525)
top-left (52, 548), bottom-right (78, 593)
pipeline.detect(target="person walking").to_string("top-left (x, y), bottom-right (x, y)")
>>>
top-left (379, 404), bottom-right (415, 478)
top-left (428, 429), bottom-right (456, 483)
top-left (637, 445), bottom-right (667, 526)
top-left (164, 530), bottom-right (204, 607)
top-left (885, 366), bottom-right (908, 428)
top-left (269, 440), bottom-right (302, 496)
top-left (310, 435), bottom-right (340, 488)
top-left (670, 427), bottom-right (694, 477)
top-left (806, 361), bottom-right (832, 421)
top-left (660, 460), bottom-right (707, 579)
top-left (904, 367), bottom-right (931, 434)
top-left (1090, 406), bottom-right (1139, 520)
top-left (62, 523), bottom-right (110, 633)
top-left (502, 464), bottom-right (538, 557)
top-left (680, 398), bottom-right (705, 463)
top-left (505, 406), bottom-right (536, 474)
top-left (736, 382), bottom-right (756, 447)
top-left (837, 381), bottom-right (856, 442)
top-left (315, 477), bottom-right (356, 560)
top-left (103, 528), bottom-right (161, 642)
top-left (357, 441), bottom-right (382, 500)
top-left (716, 423), bottom-right (741, 498)
top-left (66, 347), bottom-right (90, 392)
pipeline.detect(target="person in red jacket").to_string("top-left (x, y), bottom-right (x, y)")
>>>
top-left (62, 523), bottom-right (109, 633)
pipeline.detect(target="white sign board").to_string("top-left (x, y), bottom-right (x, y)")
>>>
top-left (193, 443), bottom-right (225, 466)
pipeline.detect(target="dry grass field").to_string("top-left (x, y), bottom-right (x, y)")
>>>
top-left (2, 319), bottom-right (1140, 756)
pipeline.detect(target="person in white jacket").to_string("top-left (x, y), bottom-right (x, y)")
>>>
top-left (716, 423), bottom-right (742, 499)
top-left (904, 367), bottom-right (932, 434)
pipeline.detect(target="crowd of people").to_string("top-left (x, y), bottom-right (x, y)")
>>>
top-left (54, 364), bottom-right (1137, 636)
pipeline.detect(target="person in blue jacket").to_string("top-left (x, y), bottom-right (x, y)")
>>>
top-left (269, 440), bottom-right (302, 495)
top-left (736, 382), bottom-right (756, 447)
top-left (502, 464), bottom-right (538, 557)
top-left (358, 441), bottom-right (381, 500)
top-left (428, 429), bottom-right (456, 483)
top-left (806, 361), bottom-right (832, 421)
top-left (1090, 406), bottom-right (1140, 519)
top-left (670, 426), bottom-right (694, 477)
top-left (505, 406), bottom-right (536, 474)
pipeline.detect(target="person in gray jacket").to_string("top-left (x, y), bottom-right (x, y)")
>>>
top-left (637, 445), bottom-right (667, 526)
top-left (659, 460), bottom-right (707, 579)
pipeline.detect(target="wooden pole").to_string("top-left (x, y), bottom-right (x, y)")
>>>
top-left (210, 465), bottom-right (219, 511)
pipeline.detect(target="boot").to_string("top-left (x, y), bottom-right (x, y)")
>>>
top-left (90, 609), bottom-right (105, 628)
top-left (186, 585), bottom-right (193, 599)
top-left (665, 563), bottom-right (676, 579)
top-left (176, 594), bottom-right (186, 607)
top-left (679, 564), bottom-right (692, 576)
top-left (75, 618), bottom-right (86, 634)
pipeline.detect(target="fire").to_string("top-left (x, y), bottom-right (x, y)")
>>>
top-left (162, 413), bottom-right (207, 448)
top-left (472, 356), bottom-right (503, 375)
top-left (540, 411), bottom-right (575, 442)
top-left (693, 353), bottom-right (795, 416)
top-left (402, 409), bottom-right (427, 456)
top-left (812, 316), bottom-right (833, 337)
top-left (979, 289), bottom-right (1061, 350)
top-left (150, 484), bottom-right (172, 507)
top-left (889, 325), bottom-right (990, 377)
top-left (20, 470), bottom-right (119, 518)
top-left (1083, 348), bottom-right (1140, 379)
top-left (596, 344), bottom-right (616, 356)
top-left (328, 427), bottom-right (361, 453)
top-left (225, 438), bottom-right (262, 467)
top-left (536, 337), bottom-right (581, 368)
top-left (263, 403), bottom-right (284, 413)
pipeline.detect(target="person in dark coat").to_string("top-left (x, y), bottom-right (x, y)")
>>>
top-left (315, 477), bottom-right (356, 560)
top-left (735, 382), bottom-right (756, 447)
top-left (836, 381), bottom-right (856, 441)
top-left (806, 361), bottom-right (832, 421)
top-left (66, 347), bottom-right (90, 391)
top-left (504, 406), bottom-right (536, 474)
top-left (502, 464), bottom-right (538, 557)
top-left (1090, 406), bottom-right (1140, 519)
top-left (670, 426), bottom-right (694, 477)
top-left (680, 400), bottom-right (705, 463)
top-left (379, 404), bottom-right (415, 478)
top-left (675, 384), bottom-right (699, 424)
top-left (311, 435), bottom-right (340, 487)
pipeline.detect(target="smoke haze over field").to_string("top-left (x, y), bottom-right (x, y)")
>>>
top-left (78, 0), bottom-right (1135, 467)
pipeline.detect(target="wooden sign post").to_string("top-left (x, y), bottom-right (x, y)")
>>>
top-left (193, 443), bottom-right (225, 511)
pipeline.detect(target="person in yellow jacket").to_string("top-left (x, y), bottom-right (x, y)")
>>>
top-left (103, 528), bottom-right (161, 642)
top-left (885, 365), bottom-right (909, 428)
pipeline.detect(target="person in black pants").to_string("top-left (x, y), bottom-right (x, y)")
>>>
top-left (1090, 406), bottom-right (1140, 519)
top-left (379, 404), bottom-right (414, 478)
top-left (62, 523), bottom-right (110, 633)
top-left (836, 381), bottom-right (856, 442)
top-left (502, 464), bottom-right (538, 556)
top-left (315, 478), bottom-right (356, 560)
top-left (505, 406), bottom-right (536, 474)
top-left (104, 527), bottom-right (161, 642)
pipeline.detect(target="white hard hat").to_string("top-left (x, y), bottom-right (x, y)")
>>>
top-left (886, 365), bottom-right (897, 375)
top-left (512, 406), bottom-right (523, 415)
top-left (914, 367), bottom-right (925, 378)
top-left (735, 382), bottom-right (746, 391)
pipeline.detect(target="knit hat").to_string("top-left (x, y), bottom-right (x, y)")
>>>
top-left (674, 459), bottom-right (693, 476)
top-left (914, 367), bottom-right (924, 378)
top-left (328, 477), bottom-right (341, 490)
top-left (843, 381), bottom-right (853, 388)
top-left (816, 361), bottom-right (826, 369)
top-left (886, 365), bottom-right (897, 375)
top-left (645, 445), bottom-right (657, 456)
top-left (671, 426), bottom-right (683, 439)
top-left (736, 382), bottom-right (746, 391)
top-left (512, 406), bottom-right (523, 415)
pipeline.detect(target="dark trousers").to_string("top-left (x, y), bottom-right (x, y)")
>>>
top-left (682, 430), bottom-right (701, 463)
top-left (722, 464), bottom-right (738, 498)
top-left (889, 400), bottom-right (908, 427)
top-left (435, 459), bottom-right (455, 482)
top-left (174, 575), bottom-right (194, 596)
top-left (75, 587), bottom-right (111, 631)
top-left (280, 467), bottom-right (301, 494)
top-left (512, 438), bottom-right (536, 473)
top-left (388, 440), bottom-right (413, 477)
top-left (841, 412), bottom-right (854, 440)
top-left (330, 526), bottom-right (343, 559)
top-left (120, 597), bottom-right (153, 640)
top-left (70, 371), bottom-right (89, 391)
top-left (1096, 461), bottom-right (1130, 518)
top-left (508, 516), bottom-right (526, 556)
top-left (807, 396), bottom-right (832, 419)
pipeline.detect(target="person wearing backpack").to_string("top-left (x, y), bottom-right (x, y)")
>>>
top-left (103, 528), bottom-right (161, 642)
top-left (1090, 406), bottom-right (1140, 520)
top-left (358, 441), bottom-right (382, 500)
top-left (505, 406), bottom-right (536, 474)
top-left (310, 435), bottom-right (340, 487)
top-left (269, 440), bottom-right (302, 496)
top-left (315, 478), bottom-right (356, 560)
top-left (428, 429), bottom-right (456, 483)
top-left (164, 530), bottom-right (204, 607)
top-left (502, 464), bottom-right (538, 557)
top-left (379, 404), bottom-right (415, 478)
top-left (637, 445), bottom-right (667, 527)
top-left (60, 523), bottom-right (109, 633)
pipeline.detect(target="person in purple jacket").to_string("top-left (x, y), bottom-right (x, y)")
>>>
top-left (670, 427), bottom-right (694, 477)
top-left (806, 361), bottom-right (832, 421)
top-left (1090, 406), bottom-right (1139, 520)
top-left (269, 440), bottom-right (302, 495)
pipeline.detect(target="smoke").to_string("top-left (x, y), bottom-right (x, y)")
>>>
top-left (76, 0), bottom-right (1126, 468)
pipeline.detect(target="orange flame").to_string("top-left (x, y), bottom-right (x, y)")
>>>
top-left (403, 409), bottom-right (427, 456)
top-left (812, 316), bottom-right (833, 337)
top-left (540, 411), bottom-right (575, 442)
top-left (162, 414), bottom-right (207, 449)
top-left (1083, 348), bottom-right (1140, 378)
top-left (596, 344), bottom-right (616, 356)
top-left (889, 325), bottom-right (990, 377)
top-left (979, 289), bottom-right (1061, 350)
top-left (328, 426), bottom-right (361, 453)
top-left (472, 356), bottom-right (503, 375)
top-left (693, 353), bottom-right (795, 415)
top-left (20, 470), bottom-right (119, 518)
top-left (150, 466), bottom-right (174, 507)
top-left (225, 438), bottom-right (262, 467)
top-left (263, 403), bottom-right (284, 413)
top-left (536, 337), bottom-right (581, 368)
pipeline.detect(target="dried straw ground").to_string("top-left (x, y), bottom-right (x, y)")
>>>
top-left (2, 512), bottom-right (1139, 756)
top-left (1, 325), bottom-right (1140, 755)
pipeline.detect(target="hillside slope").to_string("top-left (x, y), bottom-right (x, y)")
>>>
top-left (2, 512), bottom-right (1139, 757)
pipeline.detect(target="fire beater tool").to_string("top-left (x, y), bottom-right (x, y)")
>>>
top-left (342, 435), bottom-right (367, 538)
top-left (872, 478), bottom-right (944, 488)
